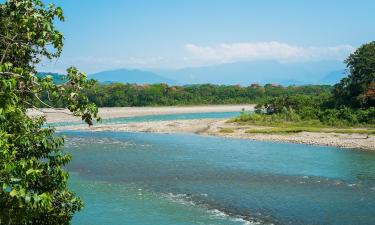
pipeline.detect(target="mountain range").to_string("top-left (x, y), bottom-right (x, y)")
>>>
top-left (90, 69), bottom-right (176, 84)
top-left (152, 60), bottom-right (346, 85)
top-left (41, 60), bottom-right (348, 86)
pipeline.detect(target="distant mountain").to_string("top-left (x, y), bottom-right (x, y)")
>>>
top-left (319, 70), bottom-right (346, 84)
top-left (44, 60), bottom-right (346, 86)
top-left (89, 69), bottom-right (176, 84)
top-left (277, 79), bottom-right (309, 86)
top-left (36, 72), bottom-right (67, 84)
top-left (40, 61), bottom-right (347, 86)
top-left (153, 60), bottom-right (346, 86)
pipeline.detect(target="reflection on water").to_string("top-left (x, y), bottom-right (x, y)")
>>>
top-left (64, 132), bottom-right (375, 225)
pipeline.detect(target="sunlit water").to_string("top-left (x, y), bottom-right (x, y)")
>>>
top-left (63, 131), bottom-right (375, 225)
top-left (49, 111), bottom-right (240, 127)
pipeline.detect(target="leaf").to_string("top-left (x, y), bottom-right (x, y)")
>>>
top-left (9, 189), bottom-right (17, 197)
top-left (25, 195), bottom-right (31, 204)
top-left (26, 168), bottom-right (34, 175)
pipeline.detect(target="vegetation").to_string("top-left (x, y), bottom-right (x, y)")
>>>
top-left (333, 42), bottom-right (375, 108)
top-left (219, 128), bottom-right (235, 133)
top-left (38, 82), bottom-right (332, 107)
top-left (232, 102), bottom-right (375, 127)
top-left (232, 42), bottom-right (375, 130)
top-left (0, 1), bottom-right (99, 224)
top-left (0, 0), bottom-right (373, 222)
top-left (245, 127), bottom-right (375, 135)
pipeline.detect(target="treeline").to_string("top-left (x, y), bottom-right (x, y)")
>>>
top-left (238, 94), bottom-right (375, 127)
top-left (79, 83), bottom-right (332, 107)
top-left (235, 42), bottom-right (375, 127)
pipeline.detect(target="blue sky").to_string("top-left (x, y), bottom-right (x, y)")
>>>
top-left (40, 0), bottom-right (375, 73)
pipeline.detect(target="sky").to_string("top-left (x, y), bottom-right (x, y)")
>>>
top-left (39, 0), bottom-right (375, 73)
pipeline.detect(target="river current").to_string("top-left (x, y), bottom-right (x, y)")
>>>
top-left (63, 131), bottom-right (375, 225)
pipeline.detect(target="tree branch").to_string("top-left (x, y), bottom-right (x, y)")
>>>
top-left (0, 34), bottom-right (18, 64)
top-left (27, 87), bottom-right (66, 111)
top-left (25, 101), bottom-right (74, 116)
top-left (0, 71), bottom-right (25, 78)
top-left (0, 71), bottom-right (41, 86)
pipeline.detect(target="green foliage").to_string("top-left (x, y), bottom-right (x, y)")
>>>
top-left (0, 65), bottom-right (98, 224)
top-left (236, 101), bottom-right (375, 128)
top-left (219, 128), bottom-right (235, 133)
top-left (245, 127), bottom-right (322, 134)
top-left (237, 42), bottom-right (375, 129)
top-left (333, 41), bottom-right (375, 108)
top-left (59, 83), bottom-right (332, 107)
top-left (0, 0), bottom-right (64, 69)
top-left (36, 72), bottom-right (68, 85)
top-left (259, 94), bottom-right (330, 115)
top-left (245, 127), bottom-right (375, 134)
top-left (0, 0), bottom-right (99, 224)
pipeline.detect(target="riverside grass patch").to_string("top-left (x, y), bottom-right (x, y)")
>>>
top-left (219, 128), bottom-right (235, 133)
top-left (245, 127), bottom-right (375, 135)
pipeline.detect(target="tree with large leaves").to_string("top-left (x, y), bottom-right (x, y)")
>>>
top-left (0, 0), bottom-right (99, 224)
top-left (333, 41), bottom-right (375, 108)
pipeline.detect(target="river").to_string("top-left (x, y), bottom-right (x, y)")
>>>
top-left (63, 131), bottom-right (375, 225)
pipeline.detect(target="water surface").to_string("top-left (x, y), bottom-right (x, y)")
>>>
top-left (64, 132), bottom-right (375, 225)
top-left (50, 111), bottom-right (240, 127)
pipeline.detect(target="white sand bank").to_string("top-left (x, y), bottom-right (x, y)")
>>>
top-left (27, 105), bottom-right (255, 123)
top-left (57, 118), bottom-right (375, 151)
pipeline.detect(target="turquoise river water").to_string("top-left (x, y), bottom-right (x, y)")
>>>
top-left (50, 111), bottom-right (240, 127)
top-left (63, 130), bottom-right (375, 225)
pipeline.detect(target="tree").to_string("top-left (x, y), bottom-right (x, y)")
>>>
top-left (333, 41), bottom-right (375, 108)
top-left (0, 0), bottom-right (99, 224)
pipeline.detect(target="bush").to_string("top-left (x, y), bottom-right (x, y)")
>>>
top-left (357, 107), bottom-right (375, 124)
top-left (234, 99), bottom-right (375, 127)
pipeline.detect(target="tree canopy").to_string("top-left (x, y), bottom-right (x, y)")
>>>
top-left (243, 41), bottom-right (375, 127)
top-left (74, 83), bottom-right (332, 107)
top-left (0, 0), bottom-right (64, 69)
top-left (333, 41), bottom-right (375, 108)
top-left (0, 0), bottom-right (99, 224)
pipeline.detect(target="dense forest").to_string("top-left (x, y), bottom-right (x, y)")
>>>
top-left (39, 83), bottom-right (332, 107)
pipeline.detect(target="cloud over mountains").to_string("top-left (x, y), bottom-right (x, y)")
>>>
top-left (40, 41), bottom-right (354, 74)
top-left (184, 42), bottom-right (354, 64)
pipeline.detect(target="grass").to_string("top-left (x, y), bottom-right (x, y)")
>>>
top-left (245, 127), bottom-right (375, 135)
top-left (227, 117), bottom-right (329, 128)
top-left (229, 110), bottom-right (375, 129)
top-left (228, 111), bottom-right (375, 135)
top-left (219, 128), bottom-right (235, 133)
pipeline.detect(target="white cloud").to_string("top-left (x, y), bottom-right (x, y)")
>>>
top-left (184, 42), bottom-right (355, 64)
top-left (38, 41), bottom-right (355, 73)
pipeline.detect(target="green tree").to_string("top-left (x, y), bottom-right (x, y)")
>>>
top-left (333, 41), bottom-right (375, 108)
top-left (0, 0), bottom-right (99, 224)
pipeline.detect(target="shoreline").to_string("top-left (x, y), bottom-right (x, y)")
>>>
top-left (30, 106), bottom-right (374, 151)
top-left (27, 105), bottom-right (255, 123)
top-left (57, 118), bottom-right (375, 151)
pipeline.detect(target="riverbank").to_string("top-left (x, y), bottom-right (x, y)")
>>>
top-left (57, 118), bottom-right (375, 151)
top-left (27, 105), bottom-right (254, 123)
top-left (30, 106), bottom-right (375, 151)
